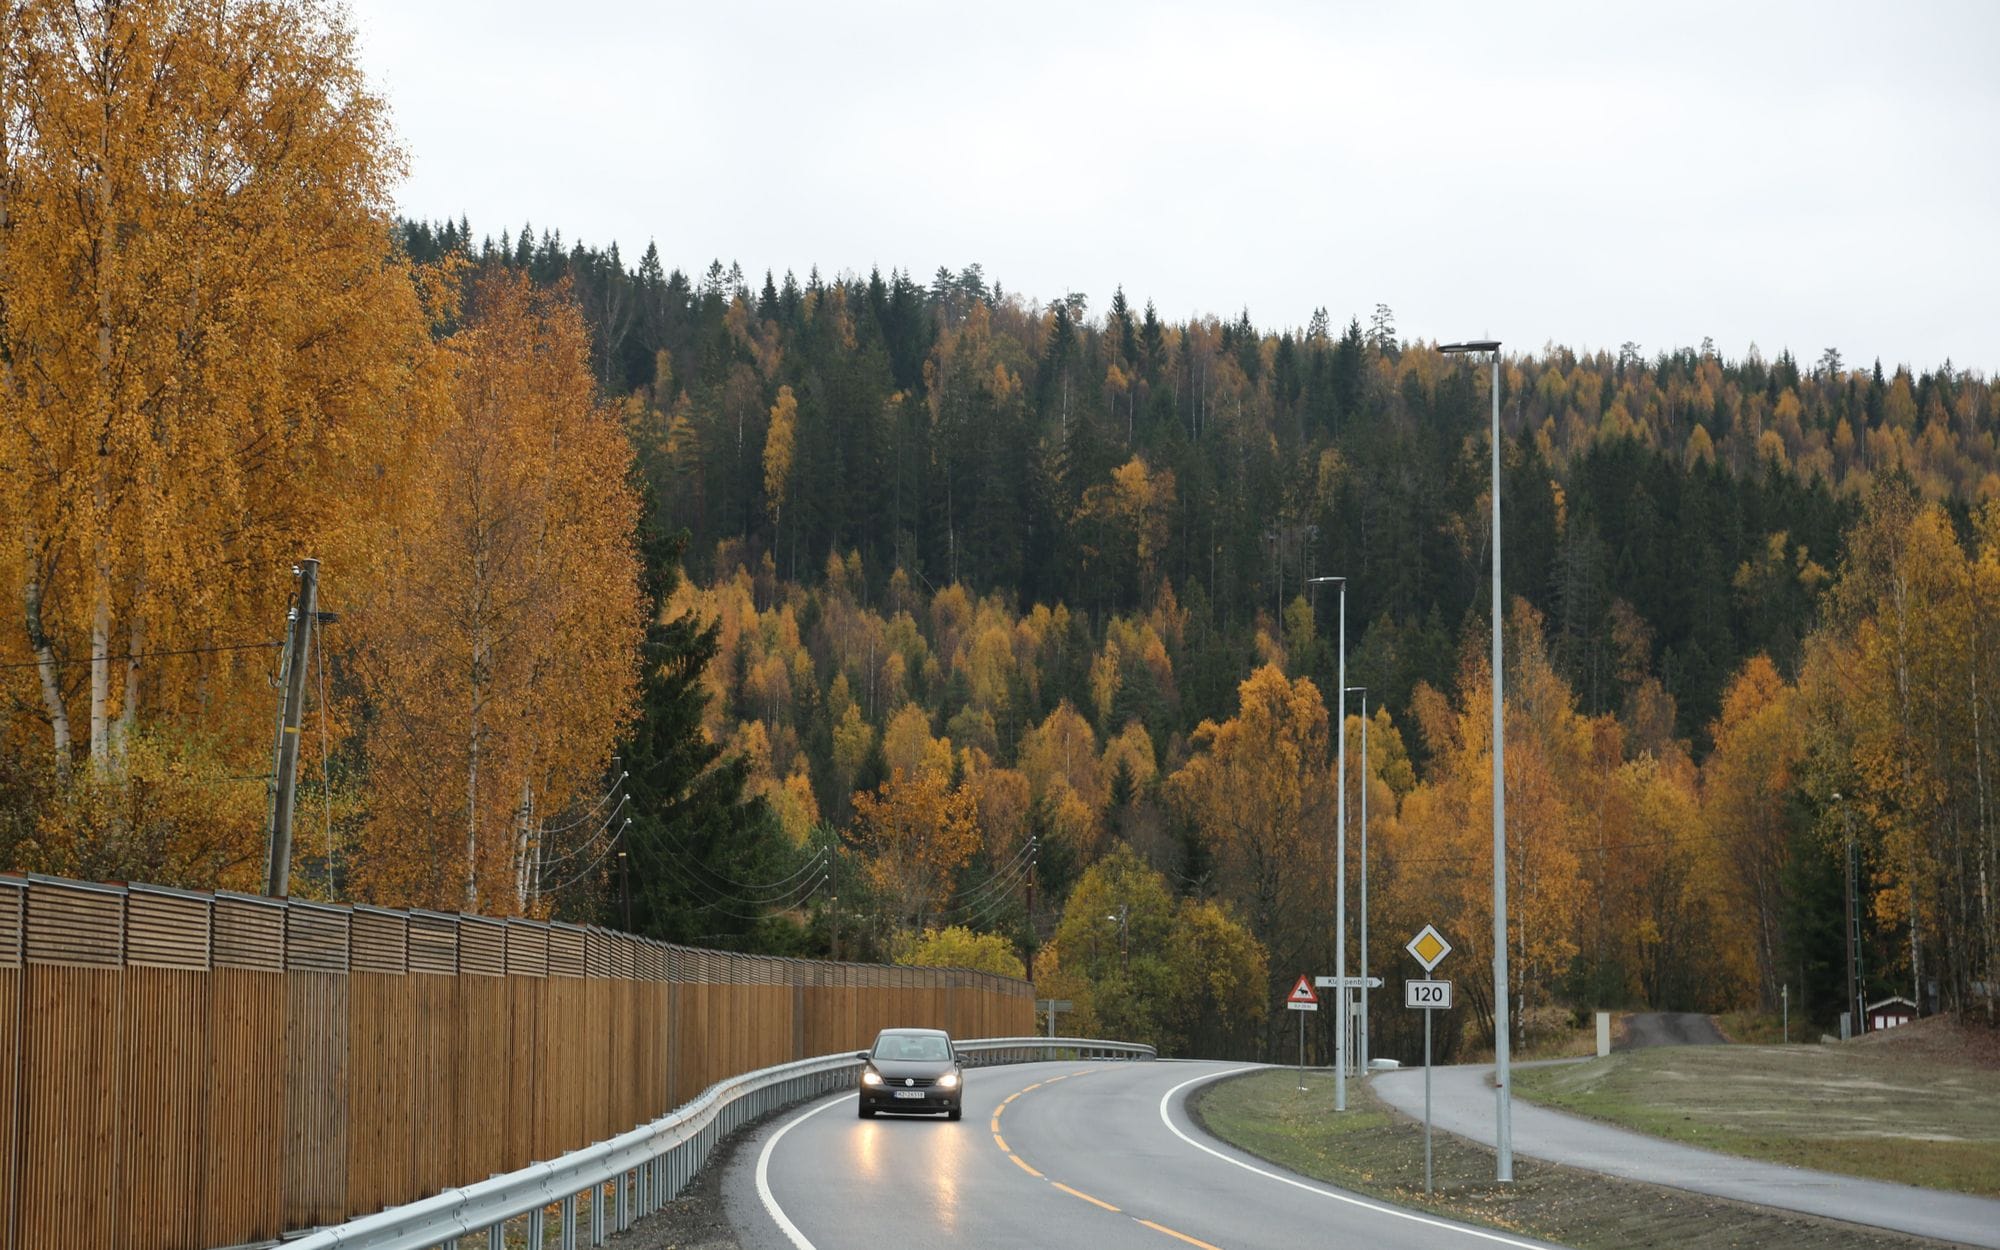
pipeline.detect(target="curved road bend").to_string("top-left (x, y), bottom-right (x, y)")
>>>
top-left (1372, 1062), bottom-right (2000, 1249)
top-left (728, 1059), bottom-right (1568, 1250)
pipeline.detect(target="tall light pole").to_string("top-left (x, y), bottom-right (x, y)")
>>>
top-left (1441, 337), bottom-right (1511, 1182)
top-left (1347, 685), bottom-right (1369, 1077)
top-left (1307, 574), bottom-right (1347, 1109)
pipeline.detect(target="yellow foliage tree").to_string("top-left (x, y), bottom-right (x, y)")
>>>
top-left (349, 272), bottom-right (643, 913)
top-left (851, 769), bottom-right (981, 929)
top-left (893, 925), bottom-right (1025, 977)
top-left (762, 385), bottom-right (796, 530)
top-left (1, 0), bottom-right (428, 806)
top-left (1168, 665), bottom-right (1332, 987)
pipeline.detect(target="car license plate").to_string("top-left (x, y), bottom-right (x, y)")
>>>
top-left (893, 1090), bottom-right (926, 1099)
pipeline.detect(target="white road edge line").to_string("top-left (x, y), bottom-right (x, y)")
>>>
top-left (1157, 1067), bottom-right (1551, 1250)
top-left (755, 1091), bottom-right (849, 1250)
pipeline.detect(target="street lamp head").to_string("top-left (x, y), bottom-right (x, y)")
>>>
top-left (1345, 685), bottom-right (1366, 694)
top-left (1306, 575), bottom-right (1345, 585)
top-left (1440, 340), bottom-right (1502, 355)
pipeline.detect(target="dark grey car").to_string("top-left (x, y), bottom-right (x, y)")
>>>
top-left (856, 1027), bottom-right (963, 1120)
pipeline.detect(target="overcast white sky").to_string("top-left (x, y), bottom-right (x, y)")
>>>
top-left (346, 0), bottom-right (1998, 373)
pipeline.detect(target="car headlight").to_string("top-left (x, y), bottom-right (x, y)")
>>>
top-left (861, 1070), bottom-right (882, 1086)
top-left (937, 1071), bottom-right (959, 1089)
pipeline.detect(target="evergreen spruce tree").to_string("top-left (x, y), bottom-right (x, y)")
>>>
top-left (620, 571), bottom-right (800, 948)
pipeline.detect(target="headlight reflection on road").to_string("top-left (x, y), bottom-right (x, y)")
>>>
top-left (853, 1121), bottom-right (881, 1181)
top-left (931, 1110), bottom-right (962, 1233)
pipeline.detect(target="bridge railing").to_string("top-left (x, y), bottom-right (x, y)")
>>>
top-left (285, 1036), bottom-right (1154, 1250)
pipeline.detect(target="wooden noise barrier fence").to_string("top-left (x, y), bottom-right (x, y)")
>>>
top-left (0, 873), bottom-right (1035, 1250)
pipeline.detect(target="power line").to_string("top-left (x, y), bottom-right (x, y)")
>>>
top-left (937, 848), bottom-right (1036, 922)
top-left (539, 822), bottom-right (633, 897)
top-left (639, 819), bottom-right (829, 896)
top-left (1388, 825), bottom-right (1737, 867)
top-left (537, 772), bottom-right (630, 835)
top-left (633, 845), bottom-right (830, 919)
top-left (946, 838), bottom-right (1038, 911)
top-left (532, 801), bottom-right (631, 871)
top-left (940, 866), bottom-right (1034, 929)
top-left (0, 639), bottom-right (281, 672)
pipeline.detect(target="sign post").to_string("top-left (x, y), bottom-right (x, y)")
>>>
top-left (1286, 974), bottom-right (1319, 1091)
top-left (1317, 976), bottom-right (1382, 1077)
top-left (1405, 924), bottom-right (1453, 1195)
top-left (1038, 998), bottom-right (1073, 1038)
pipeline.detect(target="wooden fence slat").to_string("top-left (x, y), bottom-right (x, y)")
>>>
top-left (2, 873), bottom-right (1035, 1250)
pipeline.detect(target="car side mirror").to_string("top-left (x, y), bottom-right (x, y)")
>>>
top-left (856, 1051), bottom-right (871, 1061)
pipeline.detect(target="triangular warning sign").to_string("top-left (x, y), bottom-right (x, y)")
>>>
top-left (1287, 974), bottom-right (1318, 1005)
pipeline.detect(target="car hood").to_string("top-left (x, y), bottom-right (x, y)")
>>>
top-left (867, 1059), bottom-right (956, 1080)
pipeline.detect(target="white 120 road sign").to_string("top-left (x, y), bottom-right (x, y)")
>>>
top-left (1405, 980), bottom-right (1452, 1009)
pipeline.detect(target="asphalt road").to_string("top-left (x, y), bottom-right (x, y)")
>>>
top-left (1373, 1062), bottom-right (2000, 1248)
top-left (727, 1059), bottom-right (1567, 1250)
top-left (1616, 1011), bottom-right (1726, 1049)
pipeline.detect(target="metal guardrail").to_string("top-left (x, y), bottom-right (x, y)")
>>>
top-left (281, 1036), bottom-right (1154, 1249)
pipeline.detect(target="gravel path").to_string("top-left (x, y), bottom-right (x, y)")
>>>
top-left (1373, 1062), bottom-right (2000, 1247)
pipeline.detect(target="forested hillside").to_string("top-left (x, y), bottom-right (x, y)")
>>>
top-left (385, 221), bottom-right (1996, 1054)
top-left (3, 0), bottom-right (1992, 1073)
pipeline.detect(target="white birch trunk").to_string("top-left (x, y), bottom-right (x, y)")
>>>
top-left (21, 532), bottom-right (72, 770)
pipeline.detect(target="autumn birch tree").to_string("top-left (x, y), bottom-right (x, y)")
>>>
top-left (0, 0), bottom-right (426, 791)
top-left (350, 272), bottom-right (643, 913)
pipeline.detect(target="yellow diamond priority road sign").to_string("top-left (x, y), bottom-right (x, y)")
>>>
top-left (1406, 924), bottom-right (1451, 973)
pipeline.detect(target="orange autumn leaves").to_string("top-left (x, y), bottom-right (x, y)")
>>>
top-left (0, 0), bottom-right (427, 786)
top-left (0, 3), bottom-right (644, 910)
top-left (348, 275), bottom-right (644, 912)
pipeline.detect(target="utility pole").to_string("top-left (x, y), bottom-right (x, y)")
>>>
top-left (1025, 848), bottom-right (1038, 980)
top-left (263, 559), bottom-right (319, 898)
top-left (1836, 792), bottom-right (1863, 1035)
top-left (618, 850), bottom-right (632, 932)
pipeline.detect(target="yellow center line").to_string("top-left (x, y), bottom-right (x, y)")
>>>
top-left (991, 1070), bottom-right (1228, 1249)
top-left (1051, 1181), bottom-right (1120, 1212)
top-left (1136, 1219), bottom-right (1224, 1250)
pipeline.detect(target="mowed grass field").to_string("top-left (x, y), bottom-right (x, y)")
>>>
top-left (1191, 1070), bottom-right (1943, 1250)
top-left (1514, 1017), bottom-right (2000, 1195)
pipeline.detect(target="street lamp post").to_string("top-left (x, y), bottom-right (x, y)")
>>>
top-left (1307, 574), bottom-right (1347, 1109)
top-left (1441, 337), bottom-right (1511, 1182)
top-left (1347, 685), bottom-right (1369, 1077)
top-left (1105, 904), bottom-right (1130, 974)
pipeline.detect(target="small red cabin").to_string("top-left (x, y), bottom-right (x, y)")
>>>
top-left (1865, 995), bottom-right (1918, 1031)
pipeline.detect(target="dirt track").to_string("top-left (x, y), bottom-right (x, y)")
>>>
top-left (1616, 1011), bottom-right (1726, 1049)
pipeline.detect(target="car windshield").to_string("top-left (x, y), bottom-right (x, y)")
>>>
top-left (875, 1034), bottom-right (950, 1062)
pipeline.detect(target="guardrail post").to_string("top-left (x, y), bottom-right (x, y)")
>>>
top-left (560, 1193), bottom-right (578, 1250)
top-left (591, 1183), bottom-right (607, 1246)
top-left (527, 1204), bottom-right (545, 1250)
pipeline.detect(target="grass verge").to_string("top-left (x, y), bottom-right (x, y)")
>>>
top-left (1190, 1069), bottom-right (1948, 1249)
top-left (1514, 1018), bottom-right (2000, 1197)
